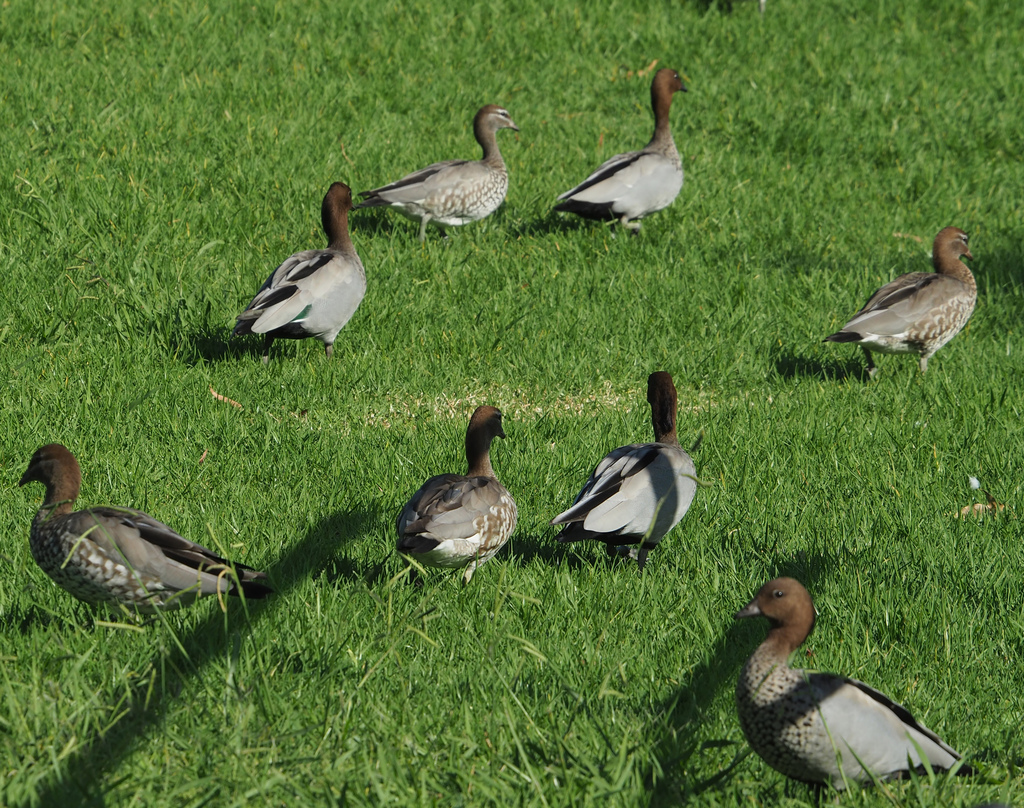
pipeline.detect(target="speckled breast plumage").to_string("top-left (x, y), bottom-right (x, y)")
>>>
top-left (431, 167), bottom-right (508, 226)
top-left (735, 650), bottom-right (836, 783)
top-left (29, 514), bottom-right (170, 610)
top-left (917, 293), bottom-right (976, 357)
top-left (470, 489), bottom-right (517, 560)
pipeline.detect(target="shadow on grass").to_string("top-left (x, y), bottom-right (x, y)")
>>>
top-left (509, 530), bottom-right (589, 569)
top-left (173, 325), bottom-right (337, 367)
top-left (1, 603), bottom-right (64, 635)
top-left (349, 530), bottom-right (591, 589)
top-left (505, 214), bottom-right (590, 239)
top-left (30, 507), bottom-right (374, 808)
top-left (511, 526), bottom-right (707, 574)
top-left (171, 324), bottom-right (265, 366)
top-left (772, 343), bottom-right (869, 382)
top-left (646, 550), bottom-right (844, 805)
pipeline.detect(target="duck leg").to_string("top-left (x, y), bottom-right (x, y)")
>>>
top-left (619, 214), bottom-right (642, 234)
top-left (861, 346), bottom-right (877, 379)
top-left (418, 214), bottom-right (433, 243)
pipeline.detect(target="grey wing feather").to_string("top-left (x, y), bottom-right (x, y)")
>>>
top-left (842, 677), bottom-right (961, 759)
top-left (74, 507), bottom-right (267, 596)
top-left (398, 474), bottom-right (498, 543)
top-left (359, 160), bottom-right (470, 206)
top-left (553, 443), bottom-right (696, 544)
top-left (552, 445), bottom-right (657, 524)
top-left (556, 150), bottom-right (682, 221)
top-left (557, 151), bottom-right (645, 200)
top-left (811, 672), bottom-right (964, 780)
top-left (235, 249), bottom-right (364, 339)
top-left (840, 273), bottom-right (944, 336)
top-left (234, 250), bottom-right (330, 334)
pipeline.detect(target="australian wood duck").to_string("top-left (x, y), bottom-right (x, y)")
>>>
top-left (396, 406), bottom-right (517, 584)
top-left (18, 444), bottom-right (272, 612)
top-left (233, 182), bottom-right (365, 363)
top-left (825, 227), bottom-right (976, 377)
top-left (356, 105), bottom-right (518, 242)
top-left (554, 69), bottom-right (686, 232)
top-left (551, 372), bottom-right (697, 570)
top-left (735, 577), bottom-right (971, 789)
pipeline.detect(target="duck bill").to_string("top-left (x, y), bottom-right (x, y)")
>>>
top-left (734, 599), bottom-right (762, 620)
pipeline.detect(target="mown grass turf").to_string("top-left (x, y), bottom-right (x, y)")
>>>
top-left (1, 0), bottom-right (1022, 805)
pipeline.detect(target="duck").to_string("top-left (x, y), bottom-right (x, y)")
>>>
top-left (550, 372), bottom-right (697, 570)
top-left (18, 444), bottom-right (272, 612)
top-left (825, 227), bottom-right (976, 377)
top-left (396, 406), bottom-right (517, 584)
top-left (735, 577), bottom-right (971, 789)
top-left (554, 68), bottom-right (687, 232)
top-left (233, 182), bottom-right (365, 363)
top-left (356, 105), bottom-right (519, 242)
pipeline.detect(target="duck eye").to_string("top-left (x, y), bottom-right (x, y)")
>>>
top-left (773, 589), bottom-right (784, 599)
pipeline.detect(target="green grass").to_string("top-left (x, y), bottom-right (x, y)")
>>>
top-left (1, 0), bottom-right (1023, 805)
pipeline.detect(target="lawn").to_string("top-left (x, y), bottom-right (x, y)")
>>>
top-left (1, 0), bottom-right (1022, 805)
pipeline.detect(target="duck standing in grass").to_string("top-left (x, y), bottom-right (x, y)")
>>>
top-left (554, 68), bottom-right (687, 233)
top-left (396, 406), bottom-right (517, 584)
top-left (551, 372), bottom-right (697, 570)
top-left (19, 444), bottom-right (272, 612)
top-left (233, 182), bottom-right (365, 363)
top-left (735, 577), bottom-right (971, 789)
top-left (825, 226), bottom-right (975, 377)
top-left (356, 105), bottom-right (518, 242)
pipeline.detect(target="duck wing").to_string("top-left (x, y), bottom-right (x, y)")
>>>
top-left (67, 506), bottom-right (271, 598)
top-left (357, 160), bottom-right (471, 207)
top-left (809, 670), bottom-right (965, 786)
top-left (552, 443), bottom-right (696, 544)
top-left (397, 474), bottom-right (513, 552)
top-left (833, 273), bottom-right (960, 339)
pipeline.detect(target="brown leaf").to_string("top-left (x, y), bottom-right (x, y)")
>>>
top-left (210, 386), bottom-right (242, 409)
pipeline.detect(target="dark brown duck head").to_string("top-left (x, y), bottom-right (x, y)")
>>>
top-left (321, 181), bottom-right (355, 252)
top-left (651, 68), bottom-right (687, 137)
top-left (465, 405), bottom-right (506, 478)
top-left (735, 576), bottom-right (817, 655)
top-left (19, 443), bottom-right (82, 515)
top-left (647, 371), bottom-right (680, 446)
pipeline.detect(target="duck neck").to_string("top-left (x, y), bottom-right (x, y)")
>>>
top-left (322, 195), bottom-right (356, 254)
top-left (649, 91), bottom-right (677, 151)
top-left (650, 390), bottom-right (680, 446)
top-left (748, 626), bottom-right (802, 672)
top-left (933, 249), bottom-right (975, 289)
top-left (477, 124), bottom-right (505, 168)
top-left (466, 434), bottom-right (496, 479)
top-left (35, 481), bottom-right (76, 524)
top-left (761, 609), bottom-right (814, 661)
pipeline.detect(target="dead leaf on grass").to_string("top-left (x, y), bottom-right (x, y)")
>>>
top-left (210, 386), bottom-right (242, 409)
